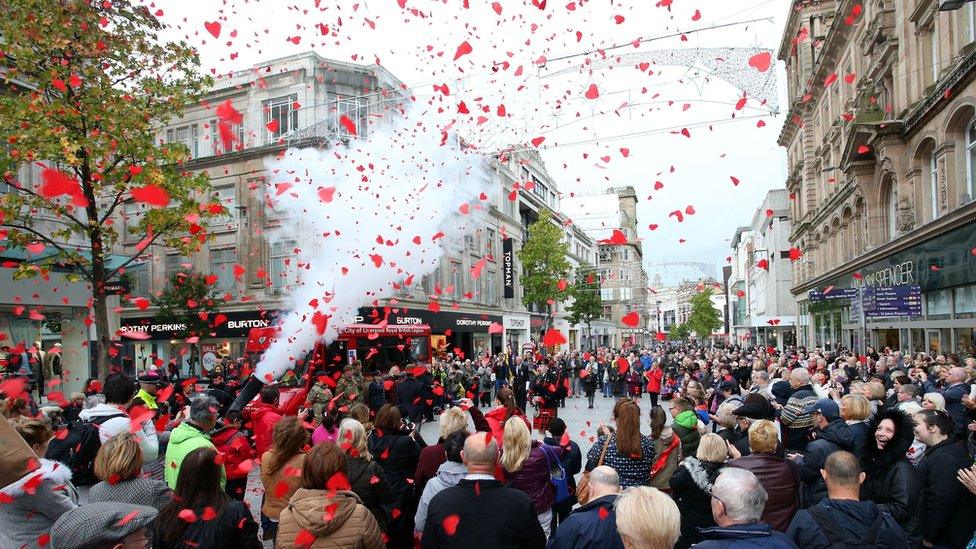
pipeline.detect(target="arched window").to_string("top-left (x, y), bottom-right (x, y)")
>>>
top-left (966, 119), bottom-right (976, 204)
top-left (888, 185), bottom-right (898, 239)
top-left (930, 153), bottom-right (940, 220)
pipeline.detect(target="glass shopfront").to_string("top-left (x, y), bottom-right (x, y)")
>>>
top-left (797, 222), bottom-right (976, 357)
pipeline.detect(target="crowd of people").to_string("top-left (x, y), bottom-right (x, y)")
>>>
top-left (2, 341), bottom-right (976, 548)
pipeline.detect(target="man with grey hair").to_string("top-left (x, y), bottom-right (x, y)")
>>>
top-left (694, 468), bottom-right (797, 548)
top-left (779, 368), bottom-right (817, 453)
top-left (163, 394), bottom-right (224, 489)
top-left (549, 466), bottom-right (624, 549)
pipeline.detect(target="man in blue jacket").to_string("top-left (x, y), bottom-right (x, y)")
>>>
top-left (547, 466), bottom-right (623, 549)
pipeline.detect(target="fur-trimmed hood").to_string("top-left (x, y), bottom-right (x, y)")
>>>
top-left (679, 456), bottom-right (723, 493)
top-left (865, 407), bottom-right (915, 469)
top-left (0, 458), bottom-right (73, 497)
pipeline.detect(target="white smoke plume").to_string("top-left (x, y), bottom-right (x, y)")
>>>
top-left (254, 110), bottom-right (486, 381)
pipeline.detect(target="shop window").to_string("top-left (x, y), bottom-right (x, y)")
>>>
top-left (926, 289), bottom-right (951, 320)
top-left (602, 306), bottom-right (612, 320)
top-left (954, 328), bottom-right (975, 359)
top-left (210, 248), bottom-right (238, 292)
top-left (954, 285), bottom-right (976, 319)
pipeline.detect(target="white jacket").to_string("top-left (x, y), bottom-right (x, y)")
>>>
top-left (0, 459), bottom-right (78, 549)
top-left (78, 403), bottom-right (159, 461)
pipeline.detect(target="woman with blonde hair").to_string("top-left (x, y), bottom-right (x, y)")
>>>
top-left (669, 433), bottom-right (728, 548)
top-left (922, 392), bottom-right (946, 411)
top-left (615, 486), bottom-right (681, 549)
top-left (841, 394), bottom-right (872, 459)
top-left (501, 415), bottom-right (564, 539)
top-left (89, 432), bottom-right (172, 510)
top-left (585, 398), bottom-right (656, 488)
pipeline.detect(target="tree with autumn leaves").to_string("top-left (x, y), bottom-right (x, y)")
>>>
top-left (517, 209), bottom-right (571, 343)
top-left (0, 0), bottom-right (221, 378)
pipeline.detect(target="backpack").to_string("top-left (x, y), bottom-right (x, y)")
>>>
top-left (807, 505), bottom-right (884, 549)
top-left (46, 413), bottom-right (123, 486)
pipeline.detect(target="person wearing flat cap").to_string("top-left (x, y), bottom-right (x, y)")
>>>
top-left (787, 398), bottom-right (855, 507)
top-left (51, 502), bottom-right (157, 549)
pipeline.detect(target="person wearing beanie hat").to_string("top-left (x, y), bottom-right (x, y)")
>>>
top-left (51, 502), bottom-right (157, 549)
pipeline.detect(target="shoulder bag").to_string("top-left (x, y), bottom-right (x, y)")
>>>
top-left (576, 435), bottom-right (611, 505)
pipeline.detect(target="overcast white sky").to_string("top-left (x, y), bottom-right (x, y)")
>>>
top-left (150, 0), bottom-right (792, 287)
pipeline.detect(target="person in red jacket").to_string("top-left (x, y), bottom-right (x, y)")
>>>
top-left (212, 410), bottom-right (256, 501)
top-left (250, 386), bottom-right (284, 459)
top-left (484, 387), bottom-right (531, 444)
top-left (646, 364), bottom-right (664, 407)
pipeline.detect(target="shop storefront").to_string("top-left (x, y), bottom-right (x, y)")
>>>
top-left (357, 307), bottom-right (502, 361)
top-left (797, 223), bottom-right (976, 357)
top-left (119, 309), bottom-right (283, 376)
top-left (503, 313), bottom-right (530, 355)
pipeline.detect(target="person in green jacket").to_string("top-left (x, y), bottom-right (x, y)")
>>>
top-left (669, 396), bottom-right (702, 458)
top-left (164, 394), bottom-right (226, 489)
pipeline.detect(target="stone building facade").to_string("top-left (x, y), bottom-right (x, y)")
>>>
top-left (781, 0), bottom-right (976, 356)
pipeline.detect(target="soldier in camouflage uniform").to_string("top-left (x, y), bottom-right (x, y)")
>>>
top-left (304, 372), bottom-right (334, 424)
top-left (334, 361), bottom-right (365, 411)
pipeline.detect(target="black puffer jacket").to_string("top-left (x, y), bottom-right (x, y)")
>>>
top-left (669, 457), bottom-right (725, 549)
top-left (911, 438), bottom-right (976, 548)
top-left (860, 408), bottom-right (920, 543)
top-left (798, 419), bottom-right (854, 507)
top-left (153, 500), bottom-right (262, 549)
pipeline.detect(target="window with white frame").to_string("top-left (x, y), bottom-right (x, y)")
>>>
top-left (208, 118), bottom-right (245, 155)
top-left (130, 265), bottom-right (150, 297)
top-left (209, 186), bottom-right (239, 229)
top-left (619, 268), bottom-right (632, 281)
top-left (210, 248), bottom-right (237, 292)
top-left (264, 94), bottom-right (299, 142)
top-left (486, 228), bottom-right (496, 256)
top-left (930, 24), bottom-right (940, 83)
top-left (968, 2), bottom-right (976, 43)
top-left (450, 261), bottom-right (462, 300)
top-left (600, 288), bottom-right (613, 301)
top-left (335, 96), bottom-right (367, 137)
top-left (619, 247), bottom-right (630, 261)
top-left (966, 119), bottom-right (976, 204)
top-left (269, 241), bottom-right (298, 294)
top-left (123, 202), bottom-right (147, 240)
top-left (620, 287), bottom-right (633, 301)
top-left (601, 268), bottom-right (613, 282)
top-left (602, 305), bottom-right (612, 320)
top-left (487, 271), bottom-right (497, 304)
top-left (930, 153), bottom-right (940, 220)
top-left (166, 124), bottom-right (199, 159)
top-left (598, 246), bottom-right (612, 262)
top-left (165, 254), bottom-right (189, 289)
